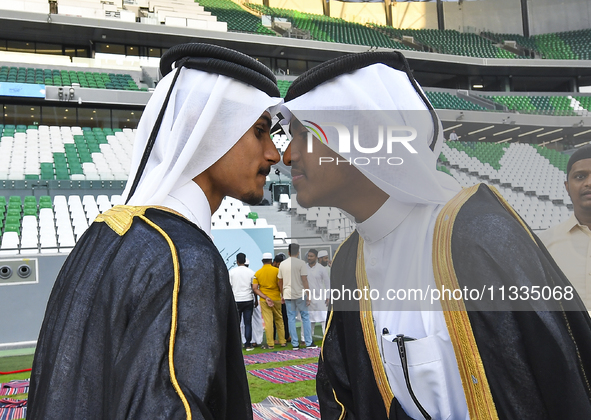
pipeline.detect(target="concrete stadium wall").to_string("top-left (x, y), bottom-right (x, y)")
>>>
top-left (255, 0), bottom-right (439, 28)
top-left (443, 0), bottom-right (523, 35)
top-left (391, 1), bottom-right (438, 29)
top-left (243, 0), bottom-right (590, 34)
top-left (443, 0), bottom-right (591, 36)
top-left (528, 0), bottom-right (591, 35)
top-left (267, 0), bottom-right (324, 15)
top-left (329, 1), bottom-right (388, 25)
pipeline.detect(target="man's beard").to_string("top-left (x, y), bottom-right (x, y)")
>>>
top-left (241, 190), bottom-right (264, 206)
top-left (319, 261), bottom-right (328, 267)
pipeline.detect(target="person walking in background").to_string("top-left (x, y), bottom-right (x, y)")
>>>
top-left (229, 252), bottom-right (256, 350)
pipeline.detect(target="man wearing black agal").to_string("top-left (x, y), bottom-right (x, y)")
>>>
top-left (282, 51), bottom-right (591, 420)
top-left (28, 44), bottom-right (283, 420)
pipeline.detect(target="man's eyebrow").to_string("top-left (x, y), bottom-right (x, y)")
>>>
top-left (260, 115), bottom-right (272, 129)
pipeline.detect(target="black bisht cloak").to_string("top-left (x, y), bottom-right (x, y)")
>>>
top-left (27, 206), bottom-right (251, 420)
top-left (317, 184), bottom-right (591, 420)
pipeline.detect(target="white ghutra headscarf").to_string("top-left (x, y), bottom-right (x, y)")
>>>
top-left (283, 62), bottom-right (460, 205)
top-left (122, 66), bottom-right (283, 206)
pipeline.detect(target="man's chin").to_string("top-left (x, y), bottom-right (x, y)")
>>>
top-left (295, 193), bottom-right (315, 209)
top-left (240, 191), bottom-right (264, 206)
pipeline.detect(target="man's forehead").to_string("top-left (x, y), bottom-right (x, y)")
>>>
top-left (259, 111), bottom-right (271, 121)
top-left (288, 118), bottom-right (305, 133)
top-left (571, 158), bottom-right (591, 173)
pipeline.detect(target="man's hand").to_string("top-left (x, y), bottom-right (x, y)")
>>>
top-left (306, 298), bottom-right (311, 306)
top-left (266, 297), bottom-right (275, 307)
top-left (281, 298), bottom-right (285, 304)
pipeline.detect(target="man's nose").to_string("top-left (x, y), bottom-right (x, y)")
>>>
top-left (283, 142), bottom-right (292, 166)
top-left (266, 136), bottom-right (280, 164)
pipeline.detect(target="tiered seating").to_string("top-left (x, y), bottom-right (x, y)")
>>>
top-left (0, 66), bottom-right (140, 90)
top-left (484, 95), bottom-right (578, 115)
top-left (532, 33), bottom-right (577, 60)
top-left (0, 194), bottom-right (122, 254)
top-left (0, 126), bottom-right (133, 181)
top-left (277, 80), bottom-right (292, 98)
top-left (482, 29), bottom-right (591, 60)
top-left (197, 0), bottom-right (276, 34)
top-left (290, 195), bottom-right (355, 241)
top-left (211, 196), bottom-right (289, 245)
top-left (551, 29), bottom-right (591, 61)
top-left (371, 26), bottom-right (516, 58)
top-left (484, 95), bottom-right (537, 113)
top-left (425, 91), bottom-right (487, 111)
top-left (245, 4), bottom-right (410, 49)
top-left (0, 193), bottom-right (289, 254)
top-left (532, 145), bottom-right (568, 172)
top-left (444, 141), bottom-right (507, 170)
top-left (481, 32), bottom-right (536, 58)
top-left (441, 142), bottom-right (572, 230)
top-left (575, 96), bottom-right (591, 112)
top-left (272, 134), bottom-right (290, 155)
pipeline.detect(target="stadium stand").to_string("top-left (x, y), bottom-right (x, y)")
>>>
top-left (277, 80), bottom-right (292, 98)
top-left (244, 3), bottom-right (410, 49)
top-left (197, 0), bottom-right (276, 34)
top-left (0, 126), bottom-right (133, 182)
top-left (425, 91), bottom-right (488, 111)
top-left (370, 26), bottom-right (518, 58)
top-left (0, 191), bottom-right (292, 254)
top-left (440, 141), bottom-right (572, 230)
top-left (483, 95), bottom-right (585, 115)
top-left (0, 66), bottom-right (140, 89)
top-left (482, 29), bottom-right (591, 60)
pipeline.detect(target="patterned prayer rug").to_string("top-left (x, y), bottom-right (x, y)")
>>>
top-left (0, 380), bottom-right (29, 397)
top-left (249, 363), bottom-right (318, 384)
top-left (244, 348), bottom-right (320, 366)
top-left (0, 398), bottom-right (27, 420)
top-left (252, 396), bottom-right (319, 420)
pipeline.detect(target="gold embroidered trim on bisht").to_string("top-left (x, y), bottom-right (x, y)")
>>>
top-left (139, 214), bottom-right (192, 420)
top-left (96, 205), bottom-right (192, 420)
top-left (95, 205), bottom-right (148, 236)
top-left (320, 232), bottom-right (353, 420)
top-left (432, 184), bottom-right (498, 420)
top-left (356, 236), bottom-right (394, 415)
top-left (95, 205), bottom-right (186, 236)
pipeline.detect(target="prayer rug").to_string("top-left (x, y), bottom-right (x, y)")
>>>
top-left (0, 380), bottom-right (29, 397)
top-left (244, 351), bottom-right (296, 366)
top-left (244, 347), bottom-right (320, 365)
top-left (252, 396), bottom-right (319, 420)
top-left (0, 398), bottom-right (27, 420)
top-left (249, 363), bottom-right (317, 384)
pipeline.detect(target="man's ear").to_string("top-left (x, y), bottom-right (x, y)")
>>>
top-left (565, 179), bottom-right (570, 197)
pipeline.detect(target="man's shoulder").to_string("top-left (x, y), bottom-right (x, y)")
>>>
top-left (442, 184), bottom-right (541, 258)
top-left (291, 257), bottom-right (305, 267)
top-left (538, 214), bottom-right (576, 245)
top-left (259, 264), bottom-right (278, 274)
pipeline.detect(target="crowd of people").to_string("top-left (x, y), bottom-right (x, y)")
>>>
top-left (230, 244), bottom-right (331, 350)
